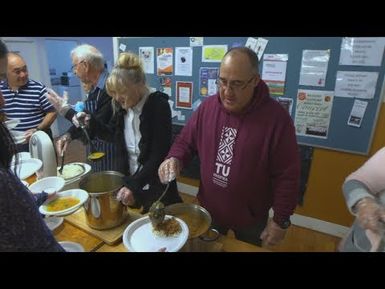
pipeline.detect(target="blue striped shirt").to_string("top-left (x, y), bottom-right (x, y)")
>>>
top-left (0, 79), bottom-right (55, 131)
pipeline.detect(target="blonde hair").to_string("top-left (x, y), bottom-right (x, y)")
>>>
top-left (106, 52), bottom-right (147, 112)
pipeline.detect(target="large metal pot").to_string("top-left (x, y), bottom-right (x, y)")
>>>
top-left (79, 171), bottom-right (126, 230)
top-left (165, 203), bottom-right (219, 240)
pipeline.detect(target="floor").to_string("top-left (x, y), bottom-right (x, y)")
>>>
top-left (64, 139), bottom-right (342, 252)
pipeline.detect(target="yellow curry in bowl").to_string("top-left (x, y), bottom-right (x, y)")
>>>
top-left (45, 196), bottom-right (80, 212)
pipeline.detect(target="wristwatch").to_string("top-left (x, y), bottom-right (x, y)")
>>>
top-left (275, 218), bottom-right (291, 229)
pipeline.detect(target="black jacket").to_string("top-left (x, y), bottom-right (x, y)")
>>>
top-left (88, 91), bottom-right (182, 211)
top-left (65, 86), bottom-right (112, 142)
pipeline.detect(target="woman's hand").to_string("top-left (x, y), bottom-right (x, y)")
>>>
top-left (116, 187), bottom-right (135, 206)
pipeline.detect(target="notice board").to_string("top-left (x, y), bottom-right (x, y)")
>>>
top-left (115, 37), bottom-right (385, 155)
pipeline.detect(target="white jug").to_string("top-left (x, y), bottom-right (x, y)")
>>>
top-left (29, 131), bottom-right (57, 179)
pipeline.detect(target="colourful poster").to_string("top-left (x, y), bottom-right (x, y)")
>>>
top-left (176, 81), bottom-right (193, 109)
top-left (159, 77), bottom-right (172, 97)
top-left (157, 48), bottom-right (173, 76)
top-left (199, 67), bottom-right (219, 97)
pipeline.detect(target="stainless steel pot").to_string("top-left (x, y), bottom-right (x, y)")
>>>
top-left (165, 203), bottom-right (219, 240)
top-left (79, 171), bottom-right (126, 230)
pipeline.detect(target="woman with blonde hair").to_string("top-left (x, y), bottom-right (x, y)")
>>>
top-left (83, 52), bottom-right (182, 212)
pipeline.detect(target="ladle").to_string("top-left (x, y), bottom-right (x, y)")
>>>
top-left (148, 182), bottom-right (170, 227)
top-left (80, 125), bottom-right (105, 161)
top-left (58, 151), bottom-right (65, 174)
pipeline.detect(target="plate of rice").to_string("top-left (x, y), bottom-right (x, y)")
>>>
top-left (122, 215), bottom-right (189, 252)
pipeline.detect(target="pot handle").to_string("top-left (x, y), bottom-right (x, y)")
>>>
top-left (199, 228), bottom-right (220, 242)
top-left (91, 197), bottom-right (101, 218)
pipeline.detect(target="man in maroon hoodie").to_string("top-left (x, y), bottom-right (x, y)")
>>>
top-left (158, 47), bottom-right (300, 247)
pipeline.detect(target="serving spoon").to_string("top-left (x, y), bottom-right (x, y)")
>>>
top-left (80, 125), bottom-right (105, 161)
top-left (58, 151), bottom-right (65, 174)
top-left (148, 182), bottom-right (170, 227)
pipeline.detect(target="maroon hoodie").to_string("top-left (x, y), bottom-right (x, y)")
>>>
top-left (168, 80), bottom-right (300, 229)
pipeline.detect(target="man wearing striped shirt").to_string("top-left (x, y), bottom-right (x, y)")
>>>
top-left (0, 53), bottom-right (57, 152)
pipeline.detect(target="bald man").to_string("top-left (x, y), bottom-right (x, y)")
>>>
top-left (0, 53), bottom-right (57, 152)
top-left (158, 47), bottom-right (300, 247)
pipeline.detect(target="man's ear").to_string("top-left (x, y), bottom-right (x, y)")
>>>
top-left (83, 61), bottom-right (90, 72)
top-left (254, 74), bottom-right (260, 87)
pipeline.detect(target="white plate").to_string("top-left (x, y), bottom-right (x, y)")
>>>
top-left (4, 118), bottom-right (20, 130)
top-left (39, 189), bottom-right (89, 216)
top-left (57, 162), bottom-right (88, 181)
top-left (44, 216), bottom-right (63, 231)
top-left (11, 158), bottom-right (42, 180)
top-left (10, 130), bottom-right (26, 144)
top-left (29, 176), bottom-right (65, 195)
top-left (59, 241), bottom-right (84, 252)
top-left (122, 215), bottom-right (189, 252)
top-left (21, 180), bottom-right (29, 187)
top-left (11, 152), bottom-right (31, 164)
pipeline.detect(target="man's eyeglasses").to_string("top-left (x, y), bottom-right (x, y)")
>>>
top-left (216, 75), bottom-right (255, 92)
top-left (71, 60), bottom-right (85, 72)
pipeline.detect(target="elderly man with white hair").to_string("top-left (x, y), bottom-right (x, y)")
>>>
top-left (48, 44), bottom-right (119, 173)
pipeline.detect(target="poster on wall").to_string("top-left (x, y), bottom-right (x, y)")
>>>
top-left (176, 81), bottom-right (193, 109)
top-left (334, 71), bottom-right (378, 99)
top-left (189, 37), bottom-right (204, 47)
top-left (175, 47), bottom-right (193, 76)
top-left (159, 76), bottom-right (172, 97)
top-left (299, 50), bottom-right (330, 87)
top-left (157, 48), bottom-right (173, 76)
top-left (202, 45), bottom-right (228, 62)
top-left (339, 37), bottom-right (385, 66)
top-left (139, 47), bottom-right (154, 74)
top-left (347, 99), bottom-right (368, 127)
top-left (262, 54), bottom-right (288, 95)
top-left (294, 89), bottom-right (334, 139)
top-left (199, 67), bottom-right (219, 97)
top-left (275, 96), bottom-right (293, 116)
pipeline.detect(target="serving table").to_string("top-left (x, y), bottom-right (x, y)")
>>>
top-left (53, 208), bottom-right (270, 252)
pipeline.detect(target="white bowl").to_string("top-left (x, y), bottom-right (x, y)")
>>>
top-left (44, 216), bottom-right (63, 231)
top-left (39, 189), bottom-right (89, 216)
top-left (4, 118), bottom-right (20, 130)
top-left (59, 241), bottom-right (84, 252)
top-left (57, 163), bottom-right (87, 180)
top-left (11, 158), bottom-right (42, 180)
top-left (29, 176), bottom-right (65, 195)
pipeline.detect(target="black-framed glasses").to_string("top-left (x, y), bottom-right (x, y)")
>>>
top-left (216, 75), bottom-right (256, 92)
top-left (71, 60), bottom-right (85, 72)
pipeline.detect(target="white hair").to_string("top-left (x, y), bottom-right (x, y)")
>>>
top-left (71, 44), bottom-right (105, 71)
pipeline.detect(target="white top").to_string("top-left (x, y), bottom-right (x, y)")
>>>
top-left (124, 93), bottom-right (149, 175)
